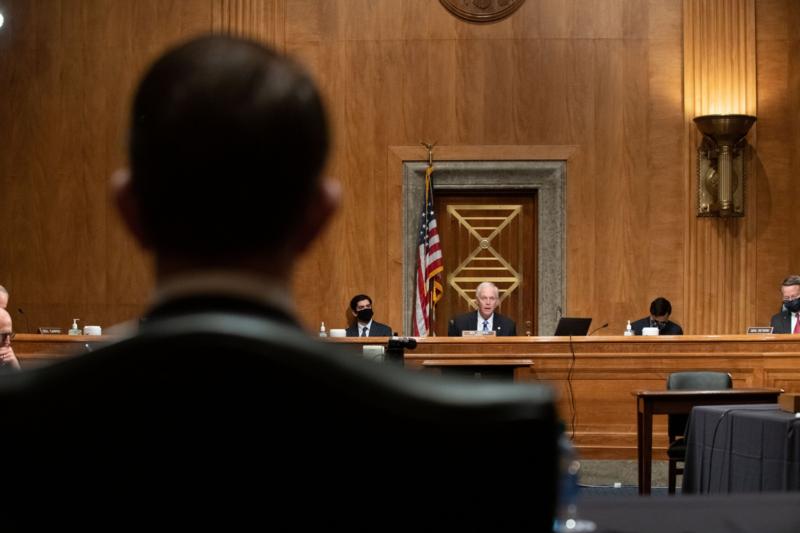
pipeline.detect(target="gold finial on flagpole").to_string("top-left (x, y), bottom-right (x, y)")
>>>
top-left (420, 141), bottom-right (437, 167)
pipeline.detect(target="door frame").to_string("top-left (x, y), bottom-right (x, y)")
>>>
top-left (391, 145), bottom-right (577, 336)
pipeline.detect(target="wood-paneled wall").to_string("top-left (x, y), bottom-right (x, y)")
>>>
top-left (683, 0), bottom-right (758, 335)
top-left (0, 0), bottom-right (798, 336)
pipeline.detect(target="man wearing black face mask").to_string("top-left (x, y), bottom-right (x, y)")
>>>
top-left (770, 275), bottom-right (800, 333)
top-left (346, 294), bottom-right (393, 337)
top-left (630, 297), bottom-right (683, 335)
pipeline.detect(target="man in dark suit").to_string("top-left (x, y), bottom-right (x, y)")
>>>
top-left (448, 282), bottom-right (516, 336)
top-left (0, 35), bottom-right (559, 530)
top-left (771, 275), bottom-right (800, 333)
top-left (631, 297), bottom-right (683, 335)
top-left (345, 293), bottom-right (393, 336)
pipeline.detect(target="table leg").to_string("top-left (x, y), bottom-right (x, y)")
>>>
top-left (636, 399), bottom-right (645, 494)
top-left (641, 403), bottom-right (653, 495)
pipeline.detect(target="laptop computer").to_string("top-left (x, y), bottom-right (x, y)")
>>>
top-left (553, 317), bottom-right (592, 336)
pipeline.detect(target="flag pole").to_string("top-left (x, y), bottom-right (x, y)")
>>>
top-left (420, 141), bottom-right (437, 335)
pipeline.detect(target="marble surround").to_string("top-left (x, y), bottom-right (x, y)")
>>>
top-left (403, 160), bottom-right (566, 336)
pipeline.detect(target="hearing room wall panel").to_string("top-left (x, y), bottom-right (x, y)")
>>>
top-left (0, 0), bottom-right (220, 331)
top-left (289, 0), bottom-right (689, 334)
top-left (682, 0), bottom-right (758, 337)
top-left (3, 0), bottom-right (800, 337)
top-left (753, 0), bottom-right (800, 328)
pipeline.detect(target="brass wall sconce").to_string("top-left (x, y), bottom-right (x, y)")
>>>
top-left (693, 114), bottom-right (756, 217)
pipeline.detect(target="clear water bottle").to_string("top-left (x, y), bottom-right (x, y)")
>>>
top-left (553, 429), bottom-right (596, 532)
top-left (623, 320), bottom-right (634, 336)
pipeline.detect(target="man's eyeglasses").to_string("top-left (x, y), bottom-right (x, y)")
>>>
top-left (0, 332), bottom-right (15, 343)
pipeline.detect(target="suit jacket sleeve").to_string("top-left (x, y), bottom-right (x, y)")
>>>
top-left (500, 315), bottom-right (516, 336)
top-left (448, 313), bottom-right (474, 337)
top-left (371, 322), bottom-right (393, 337)
top-left (771, 312), bottom-right (789, 334)
top-left (630, 317), bottom-right (649, 335)
top-left (666, 322), bottom-right (683, 335)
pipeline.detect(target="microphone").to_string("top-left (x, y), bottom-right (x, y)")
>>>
top-left (588, 323), bottom-right (609, 336)
top-left (17, 308), bottom-right (30, 334)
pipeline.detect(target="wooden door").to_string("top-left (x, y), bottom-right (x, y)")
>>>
top-left (433, 192), bottom-right (537, 336)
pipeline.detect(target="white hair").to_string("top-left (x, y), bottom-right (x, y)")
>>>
top-left (475, 282), bottom-right (499, 299)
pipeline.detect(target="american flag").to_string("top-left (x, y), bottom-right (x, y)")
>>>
top-left (412, 165), bottom-right (444, 336)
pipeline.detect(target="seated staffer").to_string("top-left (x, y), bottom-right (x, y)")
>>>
top-left (770, 275), bottom-right (800, 333)
top-left (0, 308), bottom-right (20, 371)
top-left (346, 294), bottom-right (392, 337)
top-left (448, 282), bottom-right (516, 336)
top-left (631, 297), bottom-right (683, 335)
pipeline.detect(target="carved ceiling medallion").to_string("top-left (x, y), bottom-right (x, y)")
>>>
top-left (439, 0), bottom-right (526, 23)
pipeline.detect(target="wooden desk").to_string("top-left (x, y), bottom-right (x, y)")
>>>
top-left (16, 334), bottom-right (800, 458)
top-left (13, 334), bottom-right (113, 367)
top-left (633, 389), bottom-right (782, 495)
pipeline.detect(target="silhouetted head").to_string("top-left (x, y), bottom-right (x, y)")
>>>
top-left (124, 35), bottom-right (330, 263)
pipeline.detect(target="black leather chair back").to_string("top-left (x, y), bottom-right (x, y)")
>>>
top-left (0, 313), bottom-right (558, 530)
top-left (666, 371), bottom-right (733, 438)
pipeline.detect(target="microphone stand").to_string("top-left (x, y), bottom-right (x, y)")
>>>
top-left (588, 323), bottom-right (609, 336)
top-left (17, 308), bottom-right (31, 334)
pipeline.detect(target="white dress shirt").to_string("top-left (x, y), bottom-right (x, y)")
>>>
top-left (477, 313), bottom-right (494, 332)
top-left (357, 319), bottom-right (374, 337)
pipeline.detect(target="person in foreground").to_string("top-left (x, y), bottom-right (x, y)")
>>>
top-left (631, 297), bottom-right (683, 335)
top-left (771, 275), bottom-right (800, 333)
top-left (0, 35), bottom-right (557, 529)
top-left (448, 281), bottom-right (517, 336)
top-left (345, 294), bottom-right (393, 336)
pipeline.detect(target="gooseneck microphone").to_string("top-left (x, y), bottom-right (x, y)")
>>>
top-left (588, 323), bottom-right (609, 336)
top-left (17, 308), bottom-right (30, 334)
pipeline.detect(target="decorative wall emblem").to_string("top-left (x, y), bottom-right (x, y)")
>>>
top-left (439, 0), bottom-right (526, 23)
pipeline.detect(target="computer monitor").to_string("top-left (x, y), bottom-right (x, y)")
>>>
top-left (553, 317), bottom-right (592, 336)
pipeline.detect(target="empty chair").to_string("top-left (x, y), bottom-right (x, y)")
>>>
top-left (666, 371), bottom-right (733, 494)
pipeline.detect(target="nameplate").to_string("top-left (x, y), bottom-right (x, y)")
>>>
top-left (361, 345), bottom-right (385, 362)
top-left (778, 393), bottom-right (800, 413)
top-left (38, 327), bottom-right (63, 334)
top-left (746, 326), bottom-right (773, 334)
top-left (461, 330), bottom-right (496, 337)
